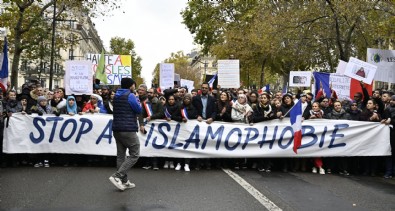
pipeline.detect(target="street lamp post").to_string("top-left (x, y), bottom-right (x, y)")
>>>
top-left (48, 0), bottom-right (56, 90)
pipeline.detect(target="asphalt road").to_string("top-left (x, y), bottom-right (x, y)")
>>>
top-left (1, 167), bottom-right (395, 211)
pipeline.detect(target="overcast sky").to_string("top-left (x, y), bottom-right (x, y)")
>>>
top-left (93, 0), bottom-right (196, 86)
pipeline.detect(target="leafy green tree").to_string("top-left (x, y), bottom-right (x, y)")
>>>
top-left (0, 0), bottom-right (121, 88)
top-left (109, 36), bottom-right (143, 86)
top-left (182, 0), bottom-right (395, 89)
top-left (152, 51), bottom-right (201, 89)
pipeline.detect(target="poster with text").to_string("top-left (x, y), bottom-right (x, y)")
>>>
top-left (65, 60), bottom-right (93, 95)
top-left (160, 63), bottom-right (175, 89)
top-left (86, 54), bottom-right (132, 85)
top-left (180, 79), bottom-right (194, 93)
top-left (218, 60), bottom-right (240, 88)
top-left (344, 57), bottom-right (377, 84)
top-left (289, 71), bottom-right (312, 87)
top-left (367, 48), bottom-right (395, 83)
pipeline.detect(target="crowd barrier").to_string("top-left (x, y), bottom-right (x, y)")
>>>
top-left (3, 113), bottom-right (391, 158)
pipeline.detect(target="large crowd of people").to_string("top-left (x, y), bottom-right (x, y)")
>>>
top-left (0, 80), bottom-right (394, 179)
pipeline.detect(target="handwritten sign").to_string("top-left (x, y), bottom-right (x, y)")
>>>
top-left (86, 54), bottom-right (132, 85)
top-left (65, 60), bottom-right (93, 95)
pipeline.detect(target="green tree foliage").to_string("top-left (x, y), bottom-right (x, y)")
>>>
top-left (182, 0), bottom-right (395, 88)
top-left (0, 0), bottom-right (122, 88)
top-left (109, 36), bottom-right (143, 85)
top-left (152, 51), bottom-right (201, 88)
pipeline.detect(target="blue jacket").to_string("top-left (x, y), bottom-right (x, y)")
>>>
top-left (112, 89), bottom-right (142, 132)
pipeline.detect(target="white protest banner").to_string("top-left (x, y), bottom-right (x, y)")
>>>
top-left (289, 71), bottom-right (312, 87)
top-left (65, 60), bottom-right (93, 95)
top-left (336, 60), bottom-right (348, 75)
top-left (329, 74), bottom-right (352, 101)
top-left (86, 54), bottom-right (132, 85)
top-left (160, 63), bottom-right (175, 89)
top-left (218, 60), bottom-right (240, 88)
top-left (3, 114), bottom-right (390, 158)
top-left (180, 79), bottom-right (194, 93)
top-left (344, 57), bottom-right (377, 84)
top-left (367, 48), bottom-right (395, 83)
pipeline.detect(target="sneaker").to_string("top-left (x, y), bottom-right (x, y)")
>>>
top-left (184, 164), bottom-right (190, 172)
top-left (340, 170), bottom-right (349, 176)
top-left (319, 168), bottom-right (325, 175)
top-left (175, 163), bottom-right (182, 171)
top-left (258, 168), bottom-right (265, 172)
top-left (109, 176), bottom-right (126, 191)
top-left (34, 162), bottom-right (43, 168)
top-left (266, 169), bottom-right (271, 173)
top-left (142, 165), bottom-right (152, 170)
top-left (44, 160), bottom-right (50, 168)
top-left (312, 167), bottom-right (317, 174)
top-left (123, 180), bottom-right (136, 189)
top-left (163, 161), bottom-right (169, 169)
top-left (153, 164), bottom-right (159, 171)
top-left (169, 161), bottom-right (175, 169)
top-left (327, 169), bottom-right (332, 174)
top-left (383, 174), bottom-right (392, 179)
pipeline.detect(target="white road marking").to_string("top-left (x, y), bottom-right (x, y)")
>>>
top-left (222, 169), bottom-right (282, 211)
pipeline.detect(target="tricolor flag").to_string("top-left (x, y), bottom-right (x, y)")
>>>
top-left (208, 73), bottom-right (217, 89)
top-left (0, 37), bottom-right (8, 91)
top-left (181, 107), bottom-right (189, 120)
top-left (95, 49), bottom-right (108, 84)
top-left (313, 72), bottom-right (372, 101)
top-left (164, 108), bottom-right (171, 119)
top-left (290, 99), bottom-right (303, 154)
top-left (143, 101), bottom-right (153, 117)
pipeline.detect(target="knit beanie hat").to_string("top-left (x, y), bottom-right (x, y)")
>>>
top-left (37, 96), bottom-right (47, 103)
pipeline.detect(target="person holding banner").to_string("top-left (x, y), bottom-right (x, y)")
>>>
top-left (215, 91), bottom-right (233, 122)
top-left (381, 95), bottom-right (395, 179)
top-left (109, 78), bottom-right (142, 191)
top-left (304, 102), bottom-right (326, 175)
top-left (326, 101), bottom-right (351, 175)
top-left (162, 95), bottom-right (182, 169)
top-left (174, 93), bottom-right (198, 172)
top-left (360, 99), bottom-right (381, 177)
top-left (192, 82), bottom-right (217, 170)
top-left (140, 88), bottom-right (164, 170)
top-left (251, 92), bottom-right (276, 172)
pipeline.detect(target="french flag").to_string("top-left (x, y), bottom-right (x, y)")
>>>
top-left (0, 37), bottom-right (8, 91)
top-left (290, 99), bottom-right (303, 154)
top-left (208, 73), bottom-right (217, 89)
top-left (143, 101), bottom-right (153, 117)
top-left (181, 107), bottom-right (189, 120)
top-left (313, 72), bottom-right (372, 100)
top-left (164, 108), bottom-right (171, 119)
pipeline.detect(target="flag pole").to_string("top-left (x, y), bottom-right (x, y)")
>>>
top-left (282, 99), bottom-right (301, 118)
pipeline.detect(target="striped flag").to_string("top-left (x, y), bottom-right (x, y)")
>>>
top-left (0, 37), bottom-right (8, 90)
top-left (181, 107), bottom-right (189, 120)
top-left (143, 100), bottom-right (153, 117)
top-left (164, 108), bottom-right (171, 119)
top-left (208, 73), bottom-right (217, 89)
top-left (290, 99), bottom-right (303, 154)
top-left (95, 49), bottom-right (108, 84)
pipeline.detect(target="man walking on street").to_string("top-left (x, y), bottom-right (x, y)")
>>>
top-left (109, 78), bottom-right (142, 191)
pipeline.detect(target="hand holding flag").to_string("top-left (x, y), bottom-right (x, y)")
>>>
top-left (290, 99), bottom-right (303, 154)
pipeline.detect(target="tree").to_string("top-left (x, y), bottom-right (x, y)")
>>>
top-left (152, 51), bottom-right (201, 89)
top-left (0, 0), bottom-right (122, 88)
top-left (109, 36), bottom-right (143, 86)
top-left (182, 1), bottom-right (395, 89)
